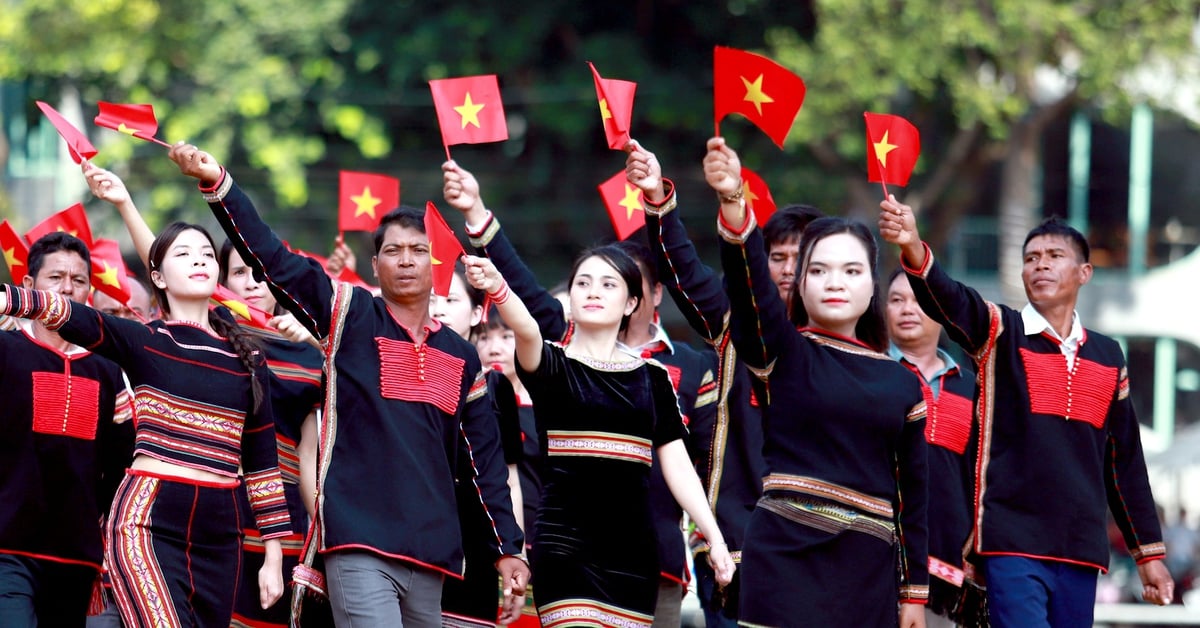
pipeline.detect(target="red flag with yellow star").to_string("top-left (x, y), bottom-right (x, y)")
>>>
top-left (429, 75), bottom-right (509, 151)
top-left (864, 112), bottom-right (920, 187)
top-left (339, 171), bottom-right (400, 233)
top-left (0, 220), bottom-right (30, 279)
top-left (588, 62), bottom-right (637, 150)
top-left (89, 238), bottom-right (132, 305)
top-left (598, 170), bottom-right (645, 241)
top-left (713, 47), bottom-right (805, 149)
top-left (25, 203), bottom-right (94, 246)
top-left (211, 284), bottom-right (273, 329)
top-left (36, 101), bottom-right (98, 164)
top-left (94, 102), bottom-right (171, 147)
top-left (424, 201), bottom-right (465, 298)
top-left (740, 167), bottom-right (778, 226)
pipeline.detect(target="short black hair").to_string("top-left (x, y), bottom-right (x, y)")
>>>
top-left (763, 204), bottom-right (823, 249)
top-left (372, 206), bottom-right (425, 255)
top-left (612, 240), bottom-right (659, 287)
top-left (1024, 217), bottom-right (1089, 263)
top-left (27, 231), bottom-right (91, 279)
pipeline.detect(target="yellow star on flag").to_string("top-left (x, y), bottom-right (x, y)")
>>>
top-left (116, 123), bottom-right (138, 136)
top-left (743, 181), bottom-right (759, 208)
top-left (873, 130), bottom-right (899, 168)
top-left (95, 261), bottom-right (122, 288)
top-left (740, 74), bottom-right (774, 116)
top-left (54, 226), bottom-right (80, 237)
top-left (599, 98), bottom-right (613, 121)
top-left (454, 93), bottom-right (486, 129)
top-left (221, 299), bottom-right (251, 321)
top-left (3, 247), bottom-right (20, 271)
top-left (619, 184), bottom-right (644, 220)
top-left (351, 187), bottom-right (382, 219)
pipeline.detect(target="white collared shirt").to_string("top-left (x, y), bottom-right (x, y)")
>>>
top-left (618, 322), bottom-right (676, 356)
top-left (16, 318), bottom-right (88, 356)
top-left (1021, 304), bottom-right (1084, 369)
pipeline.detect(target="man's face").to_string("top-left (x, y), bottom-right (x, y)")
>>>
top-left (92, 279), bottom-right (153, 321)
top-left (886, 274), bottom-right (941, 347)
top-left (372, 224), bottom-right (433, 304)
top-left (23, 250), bottom-right (90, 304)
top-left (1021, 235), bottom-right (1092, 310)
top-left (767, 236), bottom-right (800, 307)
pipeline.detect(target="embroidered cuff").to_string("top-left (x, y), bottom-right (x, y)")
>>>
top-left (465, 210), bottom-right (500, 249)
top-left (245, 468), bottom-right (293, 540)
top-left (717, 199), bottom-right (755, 244)
top-left (199, 168), bottom-right (232, 203)
top-left (643, 179), bottom-right (677, 217)
top-left (900, 241), bottom-right (934, 279)
top-left (3, 286), bottom-right (71, 330)
top-left (1132, 541), bottom-right (1167, 564)
top-left (899, 585), bottom-right (929, 605)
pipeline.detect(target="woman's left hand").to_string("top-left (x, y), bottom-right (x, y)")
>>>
top-left (258, 541), bottom-right (285, 608)
top-left (898, 602), bottom-right (925, 628)
top-left (707, 542), bottom-right (737, 586)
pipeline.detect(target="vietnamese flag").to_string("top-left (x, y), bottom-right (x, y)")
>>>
top-left (863, 112), bottom-right (921, 187)
top-left (597, 170), bottom-right (645, 241)
top-left (713, 47), bottom-right (806, 149)
top-left (211, 284), bottom-right (273, 330)
top-left (423, 202), bottom-right (465, 298)
top-left (94, 102), bottom-right (171, 147)
top-left (0, 220), bottom-right (30, 279)
top-left (588, 62), bottom-right (637, 150)
top-left (429, 75), bottom-right (509, 153)
top-left (89, 238), bottom-right (133, 305)
top-left (740, 167), bottom-right (778, 226)
top-left (339, 171), bottom-right (401, 234)
top-left (36, 101), bottom-right (98, 164)
top-left (25, 203), bottom-right (94, 247)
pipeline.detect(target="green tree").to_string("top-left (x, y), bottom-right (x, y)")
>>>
top-left (768, 0), bottom-right (1198, 302)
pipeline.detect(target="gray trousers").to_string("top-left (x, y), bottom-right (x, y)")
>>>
top-left (326, 551), bottom-right (445, 628)
top-left (652, 580), bottom-right (683, 627)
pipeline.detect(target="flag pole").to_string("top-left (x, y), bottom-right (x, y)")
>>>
top-left (150, 137), bottom-right (173, 149)
top-left (877, 159), bottom-right (890, 199)
top-left (444, 142), bottom-right (452, 162)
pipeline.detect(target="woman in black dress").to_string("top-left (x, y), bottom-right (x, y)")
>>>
top-left (460, 247), bottom-right (734, 627)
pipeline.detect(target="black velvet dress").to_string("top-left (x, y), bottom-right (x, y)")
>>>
top-left (518, 342), bottom-right (685, 628)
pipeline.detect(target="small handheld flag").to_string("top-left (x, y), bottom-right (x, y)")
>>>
top-left (338, 171), bottom-right (401, 234)
top-left (863, 112), bottom-right (921, 197)
top-left (25, 203), bottom-right (94, 247)
top-left (713, 47), bottom-right (806, 149)
top-left (94, 102), bottom-right (172, 148)
top-left (424, 201), bottom-right (465, 298)
top-left (429, 75), bottom-right (509, 159)
top-left (588, 62), bottom-right (637, 150)
top-left (598, 171), bottom-right (646, 241)
top-left (36, 101), bottom-right (98, 164)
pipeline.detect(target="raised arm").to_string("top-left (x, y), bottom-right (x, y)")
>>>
top-left (462, 254), bottom-right (543, 373)
top-left (83, 161), bottom-right (154, 267)
top-left (710, 137), bottom-right (791, 372)
top-left (168, 143), bottom-right (337, 339)
top-left (879, 195), bottom-right (995, 354)
top-left (1, 285), bottom-right (154, 368)
top-left (444, 161), bottom-right (568, 340)
top-left (627, 140), bottom-right (730, 343)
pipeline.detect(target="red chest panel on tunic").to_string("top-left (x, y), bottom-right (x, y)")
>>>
top-left (1019, 348), bottom-right (1116, 429)
top-left (376, 337), bottom-right (465, 415)
top-left (31, 371), bottom-right (101, 440)
top-left (663, 364), bottom-right (683, 393)
top-left (927, 390), bottom-right (973, 455)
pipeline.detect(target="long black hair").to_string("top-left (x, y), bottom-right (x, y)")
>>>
top-left (567, 244), bottom-right (643, 332)
top-left (788, 217), bottom-right (888, 352)
top-left (149, 222), bottom-right (264, 412)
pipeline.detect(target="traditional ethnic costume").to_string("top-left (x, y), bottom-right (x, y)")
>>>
top-left (201, 172), bottom-right (523, 622)
top-left (644, 182), bottom-right (769, 625)
top-left (0, 321), bottom-right (132, 627)
top-left (890, 345), bottom-right (980, 623)
top-left (718, 212), bottom-right (929, 627)
top-left (231, 326), bottom-right (326, 627)
top-left (902, 245), bottom-right (1164, 626)
top-left (519, 343), bottom-right (686, 628)
top-left (1, 287), bottom-right (290, 628)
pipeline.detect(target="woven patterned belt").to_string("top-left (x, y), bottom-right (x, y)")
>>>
top-left (757, 495), bottom-right (896, 545)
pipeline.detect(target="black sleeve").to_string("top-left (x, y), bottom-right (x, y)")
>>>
top-left (487, 369), bottom-right (524, 465)
top-left (467, 214), bottom-right (569, 341)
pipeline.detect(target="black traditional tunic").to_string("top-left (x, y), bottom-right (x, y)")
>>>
top-left (519, 343), bottom-right (685, 627)
top-left (719, 212), bottom-right (929, 627)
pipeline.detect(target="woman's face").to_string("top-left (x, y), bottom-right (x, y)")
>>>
top-left (430, 272), bottom-right (481, 339)
top-left (568, 255), bottom-right (636, 331)
top-left (152, 229), bottom-right (218, 303)
top-left (476, 325), bottom-right (517, 379)
top-left (224, 248), bottom-right (277, 313)
top-left (798, 232), bottom-right (874, 338)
